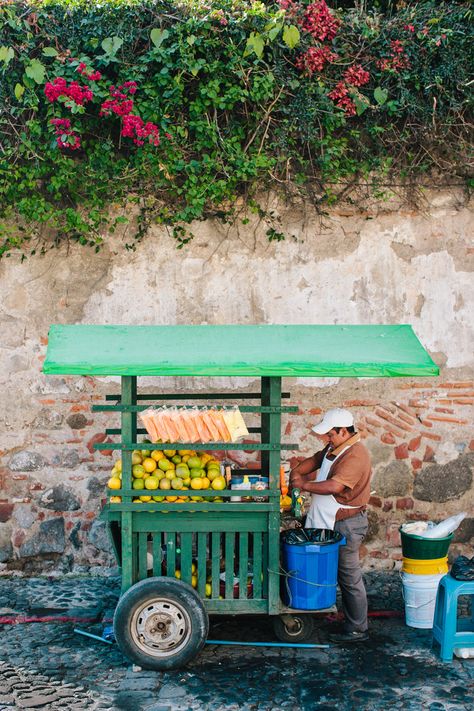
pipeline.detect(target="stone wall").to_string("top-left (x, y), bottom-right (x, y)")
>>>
top-left (0, 188), bottom-right (473, 574)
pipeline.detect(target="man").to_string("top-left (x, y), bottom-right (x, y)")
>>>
top-left (290, 408), bottom-right (371, 643)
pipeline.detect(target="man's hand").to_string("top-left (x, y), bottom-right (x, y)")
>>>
top-left (290, 472), bottom-right (304, 489)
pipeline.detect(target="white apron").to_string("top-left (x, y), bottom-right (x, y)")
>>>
top-left (305, 447), bottom-right (360, 530)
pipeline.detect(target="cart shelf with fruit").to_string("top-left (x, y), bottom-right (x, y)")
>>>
top-left (43, 324), bottom-right (437, 669)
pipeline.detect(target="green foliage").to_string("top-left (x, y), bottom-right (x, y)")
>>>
top-left (0, 0), bottom-right (472, 257)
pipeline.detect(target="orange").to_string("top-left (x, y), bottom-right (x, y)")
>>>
top-left (211, 476), bottom-right (226, 491)
top-left (159, 478), bottom-right (171, 490)
top-left (166, 495), bottom-right (178, 502)
top-left (132, 478), bottom-right (145, 490)
top-left (109, 496), bottom-right (122, 503)
top-left (190, 478), bottom-right (203, 490)
top-left (132, 464), bottom-right (146, 478)
top-left (143, 458), bottom-right (157, 473)
top-left (139, 495), bottom-right (152, 502)
top-left (144, 476), bottom-right (159, 490)
top-left (151, 450), bottom-right (165, 462)
top-left (107, 476), bottom-right (121, 490)
top-left (201, 477), bottom-right (210, 489)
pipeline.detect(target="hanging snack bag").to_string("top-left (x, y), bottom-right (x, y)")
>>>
top-left (222, 407), bottom-right (249, 442)
top-left (190, 407), bottom-right (211, 443)
top-left (162, 407), bottom-right (181, 442)
top-left (212, 409), bottom-right (232, 443)
top-left (169, 407), bottom-right (188, 442)
top-left (139, 408), bottom-right (160, 442)
top-left (181, 408), bottom-right (201, 443)
top-left (202, 409), bottom-right (220, 442)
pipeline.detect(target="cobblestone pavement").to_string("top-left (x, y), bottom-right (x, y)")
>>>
top-left (0, 573), bottom-right (472, 711)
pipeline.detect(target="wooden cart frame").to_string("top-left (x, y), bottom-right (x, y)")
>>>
top-left (43, 324), bottom-right (438, 666)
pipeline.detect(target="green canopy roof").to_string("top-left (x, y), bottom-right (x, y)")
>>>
top-left (42, 324), bottom-right (438, 378)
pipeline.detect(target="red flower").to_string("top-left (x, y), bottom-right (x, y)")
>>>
top-left (404, 24), bottom-right (415, 33)
top-left (303, 1), bottom-right (340, 42)
top-left (44, 76), bottom-right (93, 105)
top-left (122, 115), bottom-right (160, 147)
top-left (295, 46), bottom-right (337, 75)
top-left (343, 64), bottom-right (370, 87)
top-left (49, 117), bottom-right (81, 150)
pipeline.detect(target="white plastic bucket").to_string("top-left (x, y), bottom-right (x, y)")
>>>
top-left (401, 572), bottom-right (444, 629)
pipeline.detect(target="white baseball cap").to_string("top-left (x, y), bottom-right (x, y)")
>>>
top-left (312, 408), bottom-right (354, 435)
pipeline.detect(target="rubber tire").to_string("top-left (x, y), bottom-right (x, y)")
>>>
top-left (114, 577), bottom-right (209, 670)
top-left (272, 614), bottom-right (315, 643)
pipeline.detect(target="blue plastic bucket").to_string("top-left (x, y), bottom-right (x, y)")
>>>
top-left (281, 529), bottom-right (345, 610)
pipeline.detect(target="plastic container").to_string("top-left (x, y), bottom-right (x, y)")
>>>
top-left (402, 556), bottom-right (449, 575)
top-left (454, 647), bottom-right (474, 659)
top-left (231, 475), bottom-right (269, 502)
top-left (419, 512), bottom-right (466, 539)
top-left (401, 572), bottom-right (444, 629)
top-left (281, 529), bottom-right (345, 610)
top-left (399, 527), bottom-right (453, 560)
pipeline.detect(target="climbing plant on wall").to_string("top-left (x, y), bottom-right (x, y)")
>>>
top-left (0, 0), bottom-right (472, 256)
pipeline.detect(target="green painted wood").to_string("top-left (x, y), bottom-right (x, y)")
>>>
top-left (180, 532), bottom-right (193, 585)
top-left (253, 532), bottom-right (262, 599)
top-left (130, 511), bottom-right (268, 533)
top-left (262, 533), bottom-right (269, 601)
top-left (152, 534), bottom-right (162, 577)
top-left (107, 392), bottom-right (291, 400)
top-left (97, 442), bottom-right (297, 451)
top-left (119, 375), bottom-right (136, 592)
top-left (44, 324), bottom-right (439, 377)
top-left (109, 488), bottom-right (279, 499)
top-left (225, 533), bottom-right (235, 599)
top-left (211, 532), bottom-right (220, 599)
top-left (92, 405), bottom-right (297, 413)
top-left (138, 532), bottom-right (148, 580)
top-left (204, 600), bottom-right (268, 614)
top-left (106, 427), bottom-right (262, 435)
top-left (263, 377), bottom-right (283, 614)
top-left (197, 532), bottom-right (207, 598)
top-left (165, 533), bottom-right (176, 577)
top-left (108, 505), bottom-right (273, 520)
top-left (238, 532), bottom-right (249, 600)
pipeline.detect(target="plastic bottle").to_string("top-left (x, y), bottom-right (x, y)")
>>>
top-left (230, 474), bottom-right (250, 502)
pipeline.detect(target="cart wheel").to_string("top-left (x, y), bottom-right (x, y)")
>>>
top-left (272, 614), bottom-right (315, 643)
top-left (113, 577), bottom-right (209, 670)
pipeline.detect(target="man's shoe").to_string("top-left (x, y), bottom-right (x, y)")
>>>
top-left (328, 630), bottom-right (369, 643)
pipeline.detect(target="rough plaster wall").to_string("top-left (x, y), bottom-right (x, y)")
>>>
top-left (0, 189), bottom-right (473, 574)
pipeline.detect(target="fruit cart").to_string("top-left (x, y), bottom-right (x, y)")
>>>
top-left (43, 324), bottom-right (438, 669)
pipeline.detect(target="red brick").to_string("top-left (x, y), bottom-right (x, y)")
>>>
top-left (359, 544), bottom-right (368, 558)
top-left (435, 399), bottom-right (453, 405)
top-left (284, 421), bottom-right (293, 436)
top-left (438, 382), bottom-right (473, 389)
top-left (394, 402), bottom-right (417, 417)
top-left (423, 445), bottom-right (435, 462)
top-left (470, 440), bottom-right (474, 451)
top-left (375, 408), bottom-right (413, 432)
top-left (420, 419), bottom-right (433, 427)
top-left (12, 530), bottom-right (25, 548)
top-left (0, 503), bottom-right (13, 522)
top-left (308, 407), bottom-right (322, 415)
top-left (383, 501), bottom-right (393, 512)
top-left (408, 399), bottom-right (428, 409)
top-left (391, 552), bottom-right (403, 561)
top-left (426, 415), bottom-right (468, 425)
top-left (383, 424), bottom-right (407, 439)
top-left (381, 433), bottom-right (396, 445)
top-left (342, 399), bottom-right (379, 407)
top-left (71, 404), bottom-right (89, 412)
top-left (39, 399), bottom-right (55, 405)
top-left (395, 443), bottom-right (409, 459)
top-left (370, 550), bottom-right (389, 559)
top-left (408, 435), bottom-right (421, 451)
top-left (366, 416), bottom-right (382, 428)
top-left (435, 407), bottom-right (454, 414)
top-left (86, 432), bottom-right (107, 453)
top-left (386, 526), bottom-right (402, 547)
top-left (40, 336), bottom-right (48, 345)
top-left (396, 497), bottom-right (414, 510)
top-left (421, 431), bottom-right (442, 441)
top-left (453, 398), bottom-right (474, 405)
top-left (369, 496), bottom-right (382, 508)
top-left (411, 458), bottom-right (423, 471)
top-left (406, 512), bottom-right (429, 521)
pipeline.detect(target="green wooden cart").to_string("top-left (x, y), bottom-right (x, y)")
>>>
top-left (43, 324), bottom-right (438, 669)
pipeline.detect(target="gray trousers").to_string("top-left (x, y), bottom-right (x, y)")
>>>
top-left (334, 512), bottom-right (369, 632)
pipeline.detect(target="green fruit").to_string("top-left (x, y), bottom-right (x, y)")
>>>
top-left (132, 452), bottom-right (143, 465)
top-left (141, 449), bottom-right (151, 458)
top-left (158, 458), bottom-right (173, 472)
top-left (163, 449), bottom-right (176, 457)
top-left (175, 464), bottom-right (189, 478)
top-left (132, 478), bottom-right (145, 490)
top-left (190, 468), bottom-right (205, 479)
top-left (152, 495), bottom-right (165, 502)
top-left (144, 476), bottom-right (159, 490)
top-left (187, 456), bottom-right (202, 469)
top-left (132, 464), bottom-right (146, 478)
top-left (171, 455), bottom-right (182, 464)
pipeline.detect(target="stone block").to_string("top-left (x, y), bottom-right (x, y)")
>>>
top-left (413, 454), bottom-right (473, 502)
top-left (50, 450), bottom-right (80, 469)
top-left (368, 441), bottom-right (392, 467)
top-left (12, 504), bottom-right (37, 528)
top-left (0, 523), bottom-right (13, 562)
top-left (365, 509), bottom-right (379, 543)
top-left (66, 413), bottom-right (88, 429)
top-left (87, 520), bottom-right (113, 553)
top-left (38, 487), bottom-right (81, 511)
top-left (372, 461), bottom-right (412, 497)
top-left (8, 451), bottom-right (47, 472)
top-left (453, 517), bottom-right (474, 543)
top-left (33, 408), bottom-right (63, 429)
top-left (19, 517), bottom-right (65, 557)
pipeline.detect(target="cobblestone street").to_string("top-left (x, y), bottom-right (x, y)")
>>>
top-left (0, 573), bottom-right (472, 710)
